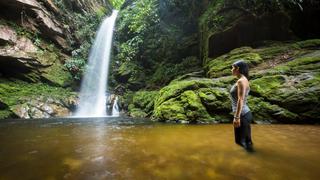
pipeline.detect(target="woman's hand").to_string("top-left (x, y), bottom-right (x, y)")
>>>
top-left (233, 118), bottom-right (241, 128)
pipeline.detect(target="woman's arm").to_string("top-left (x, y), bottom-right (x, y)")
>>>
top-left (233, 80), bottom-right (246, 127)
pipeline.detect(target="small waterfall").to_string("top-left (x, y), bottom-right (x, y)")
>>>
top-left (75, 10), bottom-right (118, 117)
top-left (112, 96), bottom-right (120, 117)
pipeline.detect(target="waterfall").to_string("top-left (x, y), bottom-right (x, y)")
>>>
top-left (112, 96), bottom-right (120, 117)
top-left (75, 10), bottom-right (118, 117)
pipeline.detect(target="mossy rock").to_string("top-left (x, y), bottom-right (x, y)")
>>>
top-left (154, 90), bottom-right (212, 122)
top-left (180, 90), bottom-right (212, 122)
top-left (273, 54), bottom-right (320, 74)
top-left (153, 79), bottom-right (231, 123)
top-left (127, 90), bottom-right (158, 117)
top-left (293, 39), bottom-right (320, 49)
top-left (248, 96), bottom-right (298, 123)
top-left (205, 47), bottom-right (262, 78)
top-left (198, 87), bottom-right (230, 112)
top-left (153, 97), bottom-right (187, 121)
top-left (250, 71), bottom-right (320, 122)
top-left (251, 75), bottom-right (286, 95)
top-left (155, 79), bottom-right (215, 107)
top-left (205, 39), bottom-right (320, 79)
top-left (0, 79), bottom-right (75, 119)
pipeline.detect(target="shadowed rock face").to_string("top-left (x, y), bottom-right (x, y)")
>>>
top-left (208, 12), bottom-right (294, 58)
top-left (0, 0), bottom-right (68, 50)
top-left (0, 24), bottom-right (53, 82)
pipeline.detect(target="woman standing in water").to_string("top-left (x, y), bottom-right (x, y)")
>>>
top-left (230, 60), bottom-right (253, 151)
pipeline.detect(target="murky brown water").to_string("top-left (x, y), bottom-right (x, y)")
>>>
top-left (0, 118), bottom-right (319, 180)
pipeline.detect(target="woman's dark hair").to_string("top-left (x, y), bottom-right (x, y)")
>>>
top-left (233, 60), bottom-right (249, 79)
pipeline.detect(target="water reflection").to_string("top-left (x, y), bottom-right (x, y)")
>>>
top-left (0, 119), bottom-right (319, 179)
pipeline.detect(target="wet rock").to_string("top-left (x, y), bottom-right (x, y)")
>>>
top-left (11, 96), bottom-right (76, 119)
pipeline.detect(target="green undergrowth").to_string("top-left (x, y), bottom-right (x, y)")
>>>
top-left (41, 60), bottom-right (73, 86)
top-left (0, 79), bottom-right (75, 108)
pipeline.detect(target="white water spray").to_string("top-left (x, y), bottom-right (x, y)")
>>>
top-left (111, 96), bottom-right (120, 117)
top-left (75, 10), bottom-right (118, 117)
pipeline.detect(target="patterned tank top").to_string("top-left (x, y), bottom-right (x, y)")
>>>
top-left (229, 84), bottom-right (250, 115)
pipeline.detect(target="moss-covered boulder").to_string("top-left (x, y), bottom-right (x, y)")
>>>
top-left (153, 78), bottom-right (231, 123)
top-left (125, 90), bottom-right (158, 118)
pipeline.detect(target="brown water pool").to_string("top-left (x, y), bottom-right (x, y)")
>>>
top-left (0, 118), bottom-right (319, 179)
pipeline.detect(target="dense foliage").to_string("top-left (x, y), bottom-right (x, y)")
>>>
top-left (110, 0), bottom-right (126, 9)
top-left (112, 0), bottom-right (205, 90)
top-left (53, 0), bottom-right (108, 80)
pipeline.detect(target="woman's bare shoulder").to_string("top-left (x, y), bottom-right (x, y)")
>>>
top-left (237, 78), bottom-right (249, 86)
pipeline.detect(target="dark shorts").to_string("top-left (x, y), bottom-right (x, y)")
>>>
top-left (234, 111), bottom-right (253, 145)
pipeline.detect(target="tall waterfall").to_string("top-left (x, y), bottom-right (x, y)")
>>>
top-left (75, 10), bottom-right (118, 117)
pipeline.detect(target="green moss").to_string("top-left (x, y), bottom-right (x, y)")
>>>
top-left (251, 75), bottom-right (286, 95)
top-left (128, 90), bottom-right (158, 117)
top-left (155, 79), bottom-right (214, 107)
top-left (198, 88), bottom-right (230, 112)
top-left (118, 61), bottom-right (138, 77)
top-left (257, 44), bottom-right (292, 60)
top-left (285, 56), bottom-right (320, 68)
top-left (293, 39), bottom-right (320, 49)
top-left (274, 55), bottom-right (320, 74)
top-left (0, 79), bottom-right (75, 109)
top-left (249, 70), bottom-right (319, 121)
top-left (41, 60), bottom-right (73, 86)
top-left (248, 96), bottom-right (298, 122)
top-left (0, 109), bottom-right (14, 119)
top-left (229, 47), bottom-right (253, 55)
top-left (153, 79), bottom-right (228, 122)
top-left (205, 39), bottom-right (320, 79)
top-left (153, 98), bottom-right (187, 121)
top-left (205, 48), bottom-right (262, 78)
top-left (180, 90), bottom-right (212, 122)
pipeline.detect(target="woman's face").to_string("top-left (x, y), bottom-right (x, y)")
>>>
top-left (231, 65), bottom-right (239, 76)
